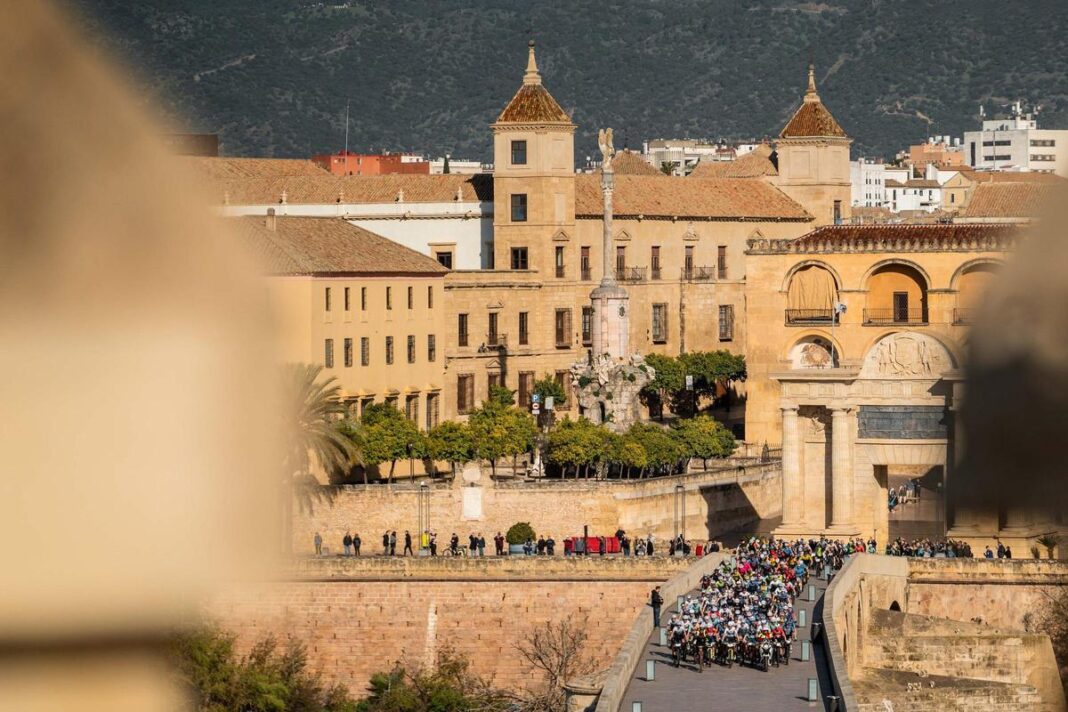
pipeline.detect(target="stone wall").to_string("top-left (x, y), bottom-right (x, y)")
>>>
top-left (210, 557), bottom-right (690, 697)
top-left (295, 461), bottom-right (781, 556)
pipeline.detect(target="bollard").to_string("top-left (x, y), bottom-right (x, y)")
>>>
top-left (632, 702), bottom-right (643, 712)
top-left (827, 694), bottom-right (841, 712)
top-left (801, 639), bottom-right (810, 661)
top-left (646, 659), bottom-right (655, 681)
top-left (659, 627), bottom-right (667, 647)
top-left (808, 584), bottom-right (816, 601)
top-left (807, 678), bottom-right (818, 702)
top-left (799, 608), bottom-right (807, 627)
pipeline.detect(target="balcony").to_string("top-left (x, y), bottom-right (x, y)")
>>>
top-left (581, 267), bottom-right (592, 281)
top-left (682, 266), bottom-right (716, 281)
top-left (953, 308), bottom-right (973, 325)
top-left (863, 309), bottom-right (927, 325)
top-left (785, 309), bottom-right (837, 325)
top-left (651, 266), bottom-right (662, 280)
top-left (555, 265), bottom-right (566, 279)
top-left (616, 266), bottom-right (647, 282)
top-left (486, 332), bottom-right (508, 349)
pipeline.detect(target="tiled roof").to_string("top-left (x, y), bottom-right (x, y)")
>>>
top-left (779, 65), bottom-right (847, 139)
top-left (216, 173), bottom-right (493, 205)
top-left (575, 174), bottom-right (811, 220)
top-left (497, 83), bottom-right (572, 124)
top-left (182, 157), bottom-right (329, 179)
top-left (963, 170), bottom-right (1066, 185)
top-left (233, 216), bottom-right (447, 275)
top-left (790, 223), bottom-right (1016, 248)
top-left (905, 179), bottom-right (940, 189)
top-left (604, 150), bottom-right (663, 176)
top-left (962, 182), bottom-right (1062, 219)
top-left (885, 179), bottom-right (906, 188)
top-left (689, 144), bottom-right (778, 178)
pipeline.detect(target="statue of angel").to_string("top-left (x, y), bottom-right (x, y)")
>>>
top-left (597, 127), bottom-right (615, 169)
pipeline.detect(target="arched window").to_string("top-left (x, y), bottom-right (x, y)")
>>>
top-left (865, 263), bottom-right (928, 325)
top-left (954, 263), bottom-right (1001, 324)
top-left (786, 265), bottom-right (839, 324)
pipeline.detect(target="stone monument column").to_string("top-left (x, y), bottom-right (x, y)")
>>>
top-left (780, 404), bottom-right (803, 527)
top-left (830, 404), bottom-right (855, 530)
top-left (590, 128), bottom-right (629, 362)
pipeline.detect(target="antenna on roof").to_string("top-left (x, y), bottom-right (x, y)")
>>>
top-left (344, 100), bottom-right (350, 155)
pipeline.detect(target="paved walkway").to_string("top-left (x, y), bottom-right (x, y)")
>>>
top-left (621, 566), bottom-right (836, 711)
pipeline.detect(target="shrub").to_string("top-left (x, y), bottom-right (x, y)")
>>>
top-left (506, 522), bottom-right (536, 545)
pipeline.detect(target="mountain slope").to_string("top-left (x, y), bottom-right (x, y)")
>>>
top-left (73, 0), bottom-right (1068, 162)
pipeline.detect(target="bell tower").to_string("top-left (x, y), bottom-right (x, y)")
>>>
top-left (491, 41), bottom-right (576, 272)
top-left (774, 64), bottom-right (853, 226)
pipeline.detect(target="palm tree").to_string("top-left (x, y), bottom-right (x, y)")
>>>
top-left (1038, 533), bottom-right (1061, 559)
top-left (282, 363), bottom-right (360, 551)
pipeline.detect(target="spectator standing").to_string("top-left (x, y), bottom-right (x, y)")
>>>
top-left (382, 531), bottom-right (390, 556)
top-left (343, 531), bottom-right (353, 556)
top-left (353, 533), bottom-right (361, 556)
top-left (403, 530), bottom-right (414, 556)
top-left (646, 535), bottom-right (655, 556)
top-left (389, 530), bottom-right (397, 556)
top-left (621, 534), bottom-right (630, 556)
top-left (547, 536), bottom-right (556, 555)
top-left (997, 541), bottom-right (1006, 559)
top-left (429, 532), bottom-right (437, 556)
top-left (478, 533), bottom-right (486, 557)
top-left (314, 532), bottom-right (322, 556)
top-left (450, 533), bottom-right (459, 555)
top-left (494, 532), bottom-right (504, 556)
top-left (984, 546), bottom-right (994, 559)
top-left (650, 586), bottom-right (664, 627)
top-left (1005, 546), bottom-right (1013, 559)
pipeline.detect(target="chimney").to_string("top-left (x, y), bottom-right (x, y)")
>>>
top-left (265, 208), bottom-right (277, 232)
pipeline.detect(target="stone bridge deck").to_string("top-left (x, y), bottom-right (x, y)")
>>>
top-left (620, 571), bottom-right (835, 711)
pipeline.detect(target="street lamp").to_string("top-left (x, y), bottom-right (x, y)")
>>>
top-left (418, 482), bottom-right (430, 555)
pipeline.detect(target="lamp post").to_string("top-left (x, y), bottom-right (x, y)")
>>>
top-left (418, 482), bottom-right (430, 555)
top-left (831, 302), bottom-right (847, 366)
top-left (407, 442), bottom-right (414, 479)
top-left (674, 484), bottom-right (685, 546)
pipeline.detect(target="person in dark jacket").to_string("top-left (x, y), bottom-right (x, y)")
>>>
top-left (650, 586), bottom-right (664, 627)
top-left (343, 531), bottom-right (353, 556)
top-left (352, 533), bottom-right (361, 556)
top-left (403, 530), bottom-right (413, 556)
top-left (314, 532), bottom-right (322, 556)
top-left (382, 531), bottom-right (390, 556)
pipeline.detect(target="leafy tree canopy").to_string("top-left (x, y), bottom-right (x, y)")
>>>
top-left (672, 414), bottom-right (737, 463)
top-left (533, 373), bottom-right (567, 408)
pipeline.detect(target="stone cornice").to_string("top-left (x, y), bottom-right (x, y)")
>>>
top-left (747, 232), bottom-right (1015, 255)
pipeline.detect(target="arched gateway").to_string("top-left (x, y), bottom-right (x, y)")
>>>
top-left (773, 332), bottom-right (962, 544)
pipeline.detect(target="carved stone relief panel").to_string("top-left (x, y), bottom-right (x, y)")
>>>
top-left (860, 333), bottom-right (953, 379)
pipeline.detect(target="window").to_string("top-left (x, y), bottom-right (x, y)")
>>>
top-left (407, 335), bottom-right (416, 363)
top-left (519, 312), bottom-right (529, 346)
top-left (652, 304), bottom-right (668, 343)
top-left (982, 139), bottom-right (1011, 147)
top-left (510, 194), bottom-right (528, 222)
top-left (893, 292), bottom-right (910, 323)
top-left (426, 393), bottom-right (439, 430)
top-left (580, 246), bottom-right (591, 280)
top-left (427, 334), bottom-right (436, 362)
top-left (717, 245), bottom-right (728, 279)
top-left (554, 308), bottom-right (572, 348)
top-left (488, 372), bottom-right (502, 393)
top-left (984, 154), bottom-right (1011, 162)
top-left (407, 286), bottom-right (414, 310)
top-left (385, 395), bottom-right (398, 409)
top-left (950, 193), bottom-right (956, 204)
top-left (1031, 139), bottom-right (1056, 147)
top-left (615, 246), bottom-right (626, 275)
top-left (555, 245), bottom-right (565, 278)
top-left (324, 338), bottom-right (335, 368)
top-left (1031, 154), bottom-right (1055, 162)
top-left (833, 200), bottom-right (842, 225)
top-left (518, 372), bottom-right (535, 409)
top-left (581, 306), bottom-right (593, 345)
top-left (405, 394), bottom-right (419, 424)
top-left (344, 337), bottom-right (353, 367)
top-left (510, 247), bottom-right (528, 270)
top-left (718, 305), bottom-right (734, 341)
top-left (360, 396), bottom-right (374, 417)
top-left (435, 251), bottom-right (453, 269)
top-left (458, 313), bottom-right (469, 347)
top-left (385, 336), bottom-right (394, 364)
top-left (361, 287), bottom-right (367, 311)
top-left (386, 286), bottom-right (392, 310)
top-left (457, 375), bottom-right (474, 415)
top-left (344, 287), bottom-right (351, 311)
top-left (427, 285), bottom-right (434, 309)
top-left (324, 287), bottom-right (332, 312)
top-left (488, 312), bottom-right (499, 343)
top-left (511, 140), bottom-right (527, 165)
top-left (651, 246), bottom-right (661, 280)
top-left (361, 337), bottom-right (370, 366)
top-left (684, 246), bottom-right (694, 277)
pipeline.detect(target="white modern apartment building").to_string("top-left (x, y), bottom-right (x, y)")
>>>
top-left (963, 103), bottom-right (1068, 177)
top-left (641, 138), bottom-right (759, 175)
top-left (850, 158), bottom-right (888, 207)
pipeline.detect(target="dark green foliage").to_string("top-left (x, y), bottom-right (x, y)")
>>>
top-left (486, 385), bottom-right (515, 407)
top-left (354, 650), bottom-right (508, 711)
top-left (467, 399), bottom-right (537, 476)
top-left (642, 351), bottom-right (745, 415)
top-left (172, 626), bottom-right (358, 712)
top-left (532, 373), bottom-right (567, 408)
top-left (506, 521), bottom-right (536, 545)
top-left (358, 403), bottom-right (425, 483)
top-left (672, 414), bottom-right (736, 466)
top-left (426, 421), bottom-right (473, 476)
top-left (74, 1), bottom-right (1068, 162)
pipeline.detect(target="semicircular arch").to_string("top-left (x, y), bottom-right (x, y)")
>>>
top-left (780, 259), bottom-right (843, 293)
top-left (861, 258), bottom-right (933, 291)
top-left (949, 258), bottom-right (1005, 291)
top-left (859, 329), bottom-right (963, 373)
top-left (782, 330), bottom-right (845, 364)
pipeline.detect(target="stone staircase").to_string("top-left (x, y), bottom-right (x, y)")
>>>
top-left (853, 609), bottom-right (1049, 711)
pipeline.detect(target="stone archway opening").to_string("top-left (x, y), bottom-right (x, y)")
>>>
top-left (886, 464), bottom-right (946, 541)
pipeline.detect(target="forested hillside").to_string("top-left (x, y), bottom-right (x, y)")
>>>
top-left (73, 0), bottom-right (1068, 161)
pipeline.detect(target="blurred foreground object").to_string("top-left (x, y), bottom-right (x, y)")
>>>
top-left (0, 1), bottom-right (280, 710)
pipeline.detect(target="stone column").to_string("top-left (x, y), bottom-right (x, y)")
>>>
top-left (830, 405), bottom-right (854, 530)
top-left (780, 404), bottom-right (803, 527)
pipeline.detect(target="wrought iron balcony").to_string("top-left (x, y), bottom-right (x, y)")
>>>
top-left (785, 309), bottom-right (837, 325)
top-left (616, 266), bottom-right (647, 282)
top-left (863, 309), bottom-right (927, 325)
top-left (486, 332), bottom-right (508, 348)
top-left (581, 267), bottom-right (592, 281)
top-left (953, 308), bottom-right (973, 325)
top-left (682, 266), bottom-right (716, 281)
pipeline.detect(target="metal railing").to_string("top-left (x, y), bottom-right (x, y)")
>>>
top-left (581, 267), bottom-right (592, 281)
top-left (786, 309), bottom-right (837, 325)
top-left (863, 308), bottom-right (927, 325)
top-left (651, 266), bottom-right (662, 280)
top-left (555, 265), bottom-right (566, 279)
top-left (681, 266), bottom-right (716, 281)
top-left (486, 332), bottom-right (508, 348)
top-left (616, 266), bottom-right (647, 282)
top-left (953, 308), bottom-right (973, 325)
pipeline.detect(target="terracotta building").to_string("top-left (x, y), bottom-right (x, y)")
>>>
top-left (311, 150), bottom-right (430, 176)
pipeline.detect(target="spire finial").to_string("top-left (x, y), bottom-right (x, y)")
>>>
top-left (804, 62), bottom-right (819, 103)
top-left (524, 40), bottom-right (541, 86)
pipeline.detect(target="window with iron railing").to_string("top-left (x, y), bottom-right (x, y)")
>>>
top-left (385, 336), bottom-right (394, 364)
top-left (324, 338), bottom-right (334, 368)
top-left (555, 245), bottom-right (565, 278)
top-left (361, 337), bottom-right (370, 366)
top-left (617, 266), bottom-right (647, 282)
top-left (427, 334), bottom-right (436, 362)
top-left (457, 375), bottom-right (474, 415)
top-left (344, 338), bottom-right (353, 367)
top-left (555, 308), bottom-right (572, 348)
top-left (426, 393), bottom-right (439, 430)
top-left (718, 305), bottom-right (734, 341)
top-left (407, 335), bottom-right (416, 363)
top-left (458, 313), bottom-right (469, 347)
top-left (651, 246), bottom-right (661, 280)
top-left (580, 247), bottom-right (591, 280)
top-left (652, 303), bottom-right (668, 343)
top-left (581, 306), bottom-right (592, 346)
top-left (518, 312), bottom-right (529, 346)
top-left (717, 246), bottom-right (728, 280)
